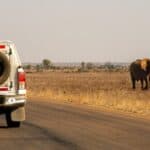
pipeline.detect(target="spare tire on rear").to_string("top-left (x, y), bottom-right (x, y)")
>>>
top-left (0, 52), bottom-right (10, 85)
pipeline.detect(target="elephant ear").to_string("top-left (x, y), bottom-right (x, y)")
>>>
top-left (141, 58), bottom-right (150, 71)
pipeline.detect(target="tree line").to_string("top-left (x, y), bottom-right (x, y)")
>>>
top-left (24, 59), bottom-right (52, 72)
top-left (23, 59), bottom-right (128, 72)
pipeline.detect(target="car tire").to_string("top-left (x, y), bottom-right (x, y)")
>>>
top-left (5, 112), bottom-right (21, 128)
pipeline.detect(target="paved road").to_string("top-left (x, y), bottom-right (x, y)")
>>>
top-left (0, 100), bottom-right (149, 150)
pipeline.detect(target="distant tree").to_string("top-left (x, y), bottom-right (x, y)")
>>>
top-left (104, 62), bottom-right (114, 70)
top-left (86, 63), bottom-right (94, 70)
top-left (42, 59), bottom-right (52, 70)
top-left (25, 64), bottom-right (32, 70)
top-left (81, 62), bottom-right (86, 71)
top-left (36, 64), bottom-right (41, 72)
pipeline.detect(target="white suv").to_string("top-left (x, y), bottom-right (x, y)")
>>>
top-left (0, 41), bottom-right (26, 128)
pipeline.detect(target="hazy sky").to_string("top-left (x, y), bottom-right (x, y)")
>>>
top-left (1, 0), bottom-right (150, 62)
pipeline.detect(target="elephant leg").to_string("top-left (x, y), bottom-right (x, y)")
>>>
top-left (131, 77), bottom-right (136, 89)
top-left (140, 79), bottom-right (144, 90)
top-left (144, 77), bottom-right (148, 90)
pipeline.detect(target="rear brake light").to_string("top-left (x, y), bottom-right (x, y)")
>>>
top-left (18, 67), bottom-right (26, 91)
top-left (19, 72), bottom-right (26, 82)
top-left (0, 87), bottom-right (8, 91)
top-left (0, 45), bottom-right (6, 49)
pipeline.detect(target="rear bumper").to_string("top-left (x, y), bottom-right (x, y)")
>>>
top-left (0, 95), bottom-right (26, 109)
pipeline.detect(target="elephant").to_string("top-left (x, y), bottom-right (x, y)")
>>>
top-left (129, 58), bottom-right (150, 90)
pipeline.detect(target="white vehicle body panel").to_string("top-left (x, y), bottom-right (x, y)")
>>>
top-left (0, 41), bottom-right (22, 95)
top-left (0, 41), bottom-right (26, 107)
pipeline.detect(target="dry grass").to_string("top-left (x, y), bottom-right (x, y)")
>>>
top-left (27, 71), bottom-right (150, 115)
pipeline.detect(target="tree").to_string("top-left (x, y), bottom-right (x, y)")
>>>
top-left (86, 63), bottom-right (94, 70)
top-left (42, 59), bottom-right (51, 70)
top-left (81, 62), bottom-right (85, 71)
top-left (36, 64), bottom-right (41, 72)
top-left (24, 64), bottom-right (32, 70)
top-left (104, 62), bottom-right (114, 70)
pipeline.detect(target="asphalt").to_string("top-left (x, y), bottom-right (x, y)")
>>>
top-left (0, 100), bottom-right (149, 150)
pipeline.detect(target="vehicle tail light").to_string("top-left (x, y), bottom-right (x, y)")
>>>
top-left (18, 67), bottom-right (26, 91)
top-left (0, 45), bottom-right (6, 49)
top-left (0, 87), bottom-right (8, 91)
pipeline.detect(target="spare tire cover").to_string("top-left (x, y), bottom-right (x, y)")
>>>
top-left (0, 52), bottom-right (10, 85)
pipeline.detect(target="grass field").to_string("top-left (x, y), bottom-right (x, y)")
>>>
top-left (27, 71), bottom-right (150, 115)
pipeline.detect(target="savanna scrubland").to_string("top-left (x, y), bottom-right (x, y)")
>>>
top-left (27, 71), bottom-right (150, 115)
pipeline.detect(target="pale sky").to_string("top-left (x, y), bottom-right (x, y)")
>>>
top-left (0, 0), bottom-right (150, 63)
